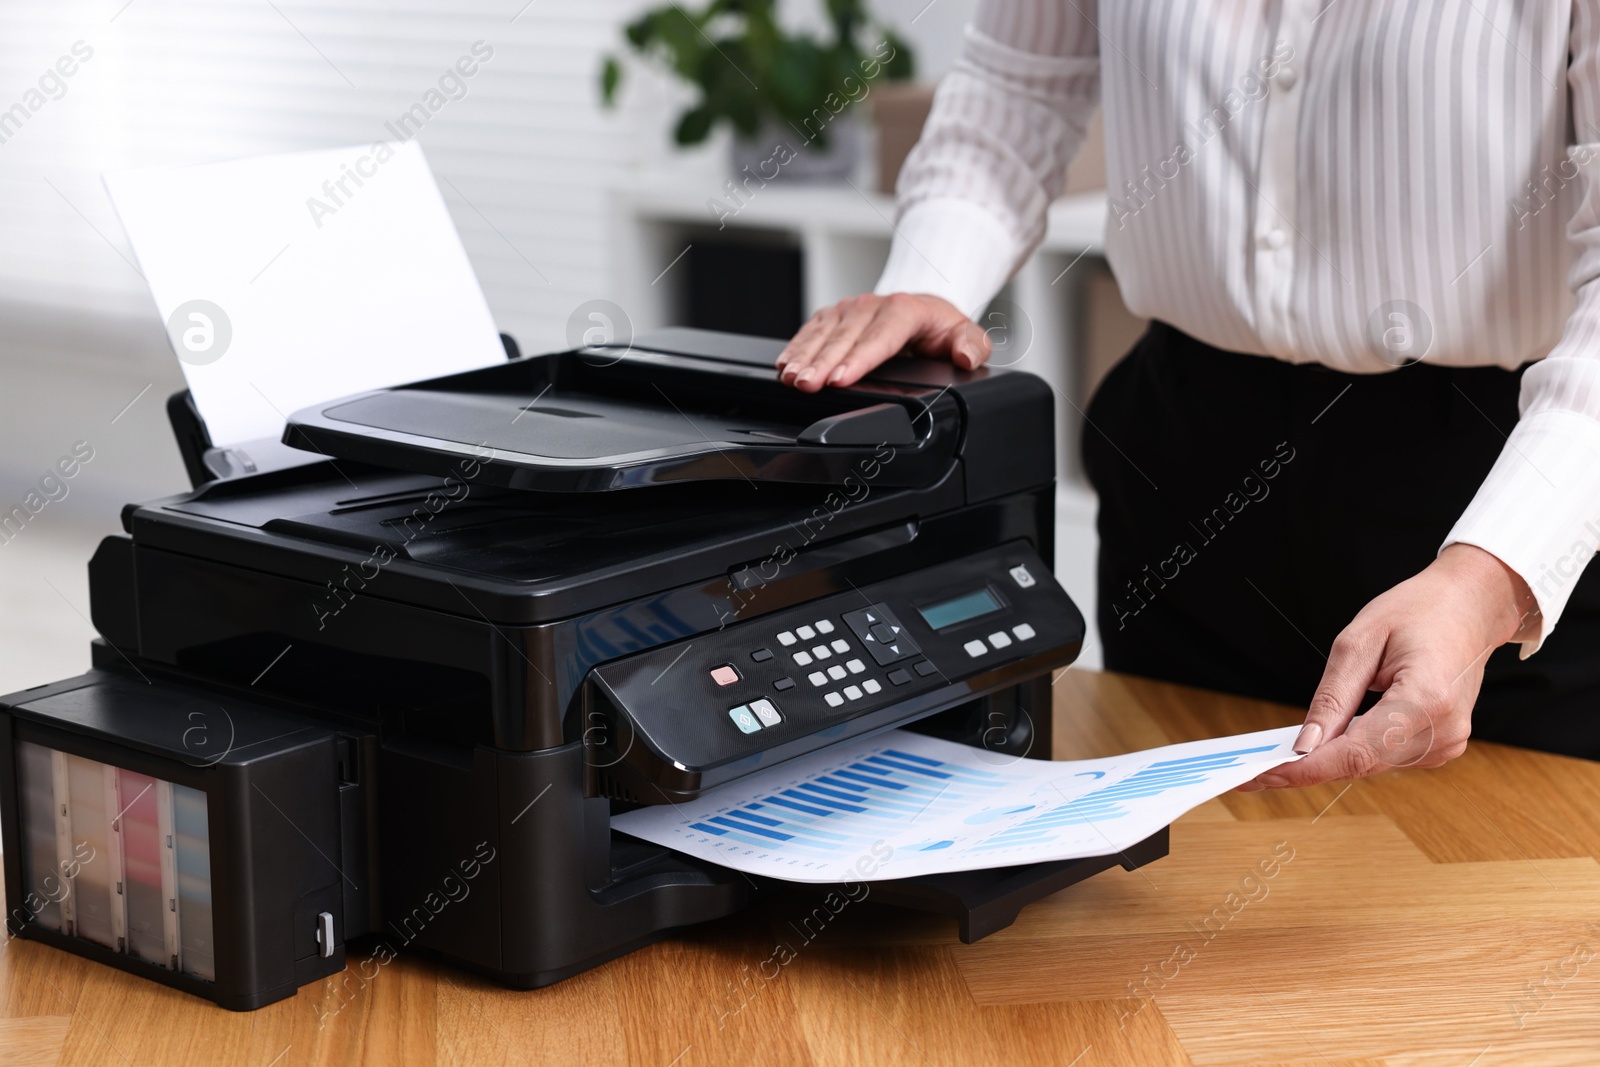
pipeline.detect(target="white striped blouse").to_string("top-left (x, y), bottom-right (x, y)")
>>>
top-left (875, 0), bottom-right (1600, 652)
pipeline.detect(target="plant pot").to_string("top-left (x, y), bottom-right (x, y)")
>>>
top-left (730, 113), bottom-right (862, 185)
top-left (872, 82), bottom-right (935, 194)
top-left (870, 80), bottom-right (1108, 198)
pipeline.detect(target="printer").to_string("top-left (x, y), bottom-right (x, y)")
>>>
top-left (0, 327), bottom-right (1166, 1010)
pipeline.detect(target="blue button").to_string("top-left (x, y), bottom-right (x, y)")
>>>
top-left (728, 705), bottom-right (762, 734)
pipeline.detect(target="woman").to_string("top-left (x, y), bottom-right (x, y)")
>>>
top-left (776, 0), bottom-right (1600, 789)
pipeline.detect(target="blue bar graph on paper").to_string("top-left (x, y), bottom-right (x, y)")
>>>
top-left (970, 742), bottom-right (1279, 851)
top-left (675, 740), bottom-right (1282, 857)
top-left (680, 748), bottom-right (1014, 856)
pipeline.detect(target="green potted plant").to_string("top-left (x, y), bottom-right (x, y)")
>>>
top-left (600, 0), bottom-right (915, 182)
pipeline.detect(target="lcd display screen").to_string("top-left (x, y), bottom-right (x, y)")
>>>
top-left (918, 588), bottom-right (1002, 630)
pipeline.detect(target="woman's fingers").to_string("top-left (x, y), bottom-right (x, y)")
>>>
top-left (777, 305), bottom-right (841, 385)
top-left (944, 317), bottom-right (995, 371)
top-left (791, 296), bottom-right (882, 391)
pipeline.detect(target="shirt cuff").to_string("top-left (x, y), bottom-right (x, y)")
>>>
top-left (874, 197), bottom-right (1023, 318)
top-left (1443, 408), bottom-right (1600, 657)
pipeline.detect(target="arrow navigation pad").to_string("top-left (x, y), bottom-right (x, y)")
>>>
top-left (843, 604), bottom-right (921, 666)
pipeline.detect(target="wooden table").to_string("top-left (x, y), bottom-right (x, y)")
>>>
top-left (4, 670), bottom-right (1599, 1066)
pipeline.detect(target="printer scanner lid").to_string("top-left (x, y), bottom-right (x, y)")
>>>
top-left (280, 328), bottom-right (967, 493)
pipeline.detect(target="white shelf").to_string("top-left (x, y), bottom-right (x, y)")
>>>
top-left (615, 177), bottom-right (1107, 253)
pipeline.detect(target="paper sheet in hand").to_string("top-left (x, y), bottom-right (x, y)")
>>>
top-left (612, 727), bottom-right (1304, 883)
top-left (104, 142), bottom-right (505, 447)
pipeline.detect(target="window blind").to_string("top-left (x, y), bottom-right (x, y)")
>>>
top-left (0, 0), bottom-right (681, 361)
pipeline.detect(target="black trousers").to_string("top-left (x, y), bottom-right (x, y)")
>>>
top-left (1082, 321), bottom-right (1600, 761)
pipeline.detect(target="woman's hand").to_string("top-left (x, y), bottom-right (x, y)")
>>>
top-left (1239, 543), bottom-right (1540, 790)
top-left (776, 292), bottom-right (993, 392)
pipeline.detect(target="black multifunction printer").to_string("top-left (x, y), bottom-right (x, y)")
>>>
top-left (0, 328), bottom-right (1166, 1009)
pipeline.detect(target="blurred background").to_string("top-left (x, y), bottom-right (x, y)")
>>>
top-left (0, 0), bottom-right (1140, 693)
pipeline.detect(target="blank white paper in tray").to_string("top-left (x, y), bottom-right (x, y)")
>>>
top-left (105, 141), bottom-right (506, 448)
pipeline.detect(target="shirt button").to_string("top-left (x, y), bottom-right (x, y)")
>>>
top-left (1260, 228), bottom-right (1287, 250)
top-left (1275, 65), bottom-right (1298, 91)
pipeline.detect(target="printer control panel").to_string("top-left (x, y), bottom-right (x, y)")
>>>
top-left (585, 541), bottom-right (1085, 799)
top-left (734, 601), bottom-right (1016, 733)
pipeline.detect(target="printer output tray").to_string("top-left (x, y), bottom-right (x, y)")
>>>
top-left (812, 827), bottom-right (1170, 943)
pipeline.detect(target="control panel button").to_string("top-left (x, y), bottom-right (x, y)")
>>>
top-left (827, 665), bottom-right (847, 681)
top-left (843, 605), bottom-right (920, 666)
top-left (812, 645), bottom-right (832, 660)
top-left (1010, 565), bottom-right (1036, 588)
top-left (1013, 623), bottom-right (1036, 641)
top-left (728, 706), bottom-right (762, 733)
top-left (750, 699), bottom-right (782, 727)
top-left (796, 625), bottom-right (817, 641)
top-left (844, 685), bottom-right (863, 701)
top-left (845, 658), bottom-right (865, 674)
top-left (710, 665), bottom-right (740, 686)
top-left (774, 677), bottom-right (796, 692)
top-left (824, 692), bottom-right (845, 708)
top-left (888, 668), bottom-right (912, 685)
top-left (830, 638), bottom-right (850, 654)
top-left (988, 631), bottom-right (1013, 650)
top-left (751, 648), bottom-right (774, 663)
top-left (815, 619), bottom-right (835, 634)
top-left (777, 631), bottom-right (797, 646)
top-left (964, 640), bottom-right (987, 658)
top-left (794, 650), bottom-right (813, 666)
top-left (914, 660), bottom-right (939, 676)
top-left (808, 671), bottom-right (827, 687)
top-left (862, 679), bottom-right (882, 694)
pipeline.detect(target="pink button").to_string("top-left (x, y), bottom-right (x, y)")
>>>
top-left (710, 665), bottom-right (739, 686)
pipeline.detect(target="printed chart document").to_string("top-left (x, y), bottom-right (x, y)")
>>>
top-left (104, 142), bottom-right (506, 447)
top-left (613, 727), bottom-right (1304, 883)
